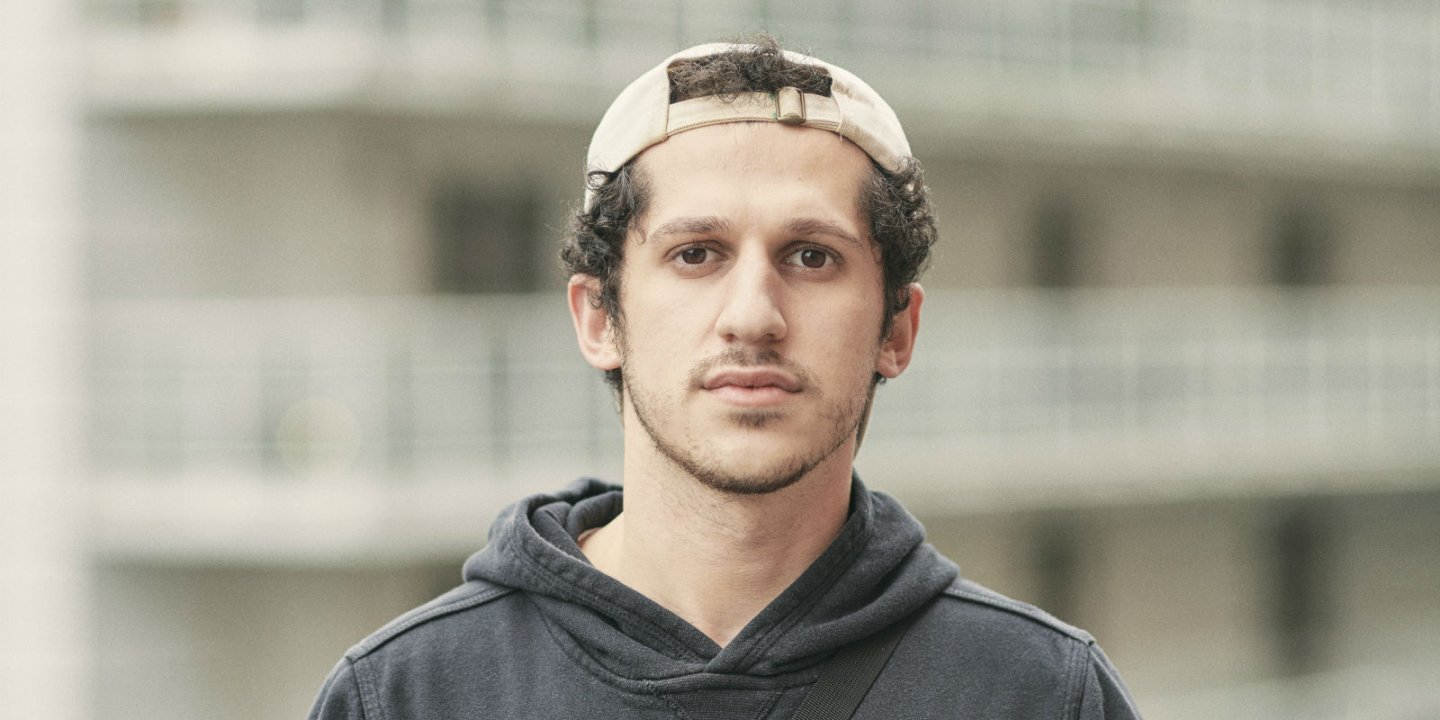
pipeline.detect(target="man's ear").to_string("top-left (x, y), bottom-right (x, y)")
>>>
top-left (568, 274), bottom-right (621, 371)
top-left (876, 283), bottom-right (923, 379)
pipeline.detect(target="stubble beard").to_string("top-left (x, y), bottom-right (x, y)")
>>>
top-left (624, 347), bottom-right (874, 496)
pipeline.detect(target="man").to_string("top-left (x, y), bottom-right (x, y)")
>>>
top-left (310, 37), bottom-right (1139, 719)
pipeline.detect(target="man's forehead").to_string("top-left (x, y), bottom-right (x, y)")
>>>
top-left (626, 123), bottom-right (873, 239)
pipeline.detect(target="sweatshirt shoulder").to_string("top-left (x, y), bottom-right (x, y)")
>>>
top-left (926, 578), bottom-right (1142, 719)
top-left (311, 580), bottom-right (532, 720)
top-left (938, 577), bottom-right (1095, 645)
top-left (345, 579), bottom-right (517, 661)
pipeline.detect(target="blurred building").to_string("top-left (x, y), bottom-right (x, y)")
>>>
top-left (3, 1), bottom-right (1439, 718)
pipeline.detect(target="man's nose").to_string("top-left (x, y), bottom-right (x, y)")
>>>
top-left (714, 253), bottom-right (787, 344)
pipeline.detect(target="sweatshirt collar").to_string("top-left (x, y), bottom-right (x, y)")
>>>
top-left (463, 475), bottom-right (957, 679)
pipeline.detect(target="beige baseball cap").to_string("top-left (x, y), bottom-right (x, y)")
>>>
top-left (583, 42), bottom-right (912, 210)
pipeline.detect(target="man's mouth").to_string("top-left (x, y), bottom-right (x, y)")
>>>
top-left (701, 369), bottom-right (802, 393)
top-left (701, 369), bottom-right (802, 406)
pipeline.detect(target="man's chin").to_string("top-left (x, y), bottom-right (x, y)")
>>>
top-left (726, 409), bottom-right (785, 429)
top-left (678, 438), bottom-right (830, 496)
top-left (631, 389), bottom-right (845, 496)
top-left (686, 462), bottom-right (810, 496)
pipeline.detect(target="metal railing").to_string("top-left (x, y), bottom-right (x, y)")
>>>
top-left (89, 287), bottom-right (1440, 488)
top-left (83, 0), bottom-right (1440, 147)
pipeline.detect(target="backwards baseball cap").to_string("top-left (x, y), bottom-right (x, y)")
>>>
top-left (583, 42), bottom-right (912, 210)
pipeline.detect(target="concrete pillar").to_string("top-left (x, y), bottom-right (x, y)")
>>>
top-left (0, 1), bottom-right (91, 718)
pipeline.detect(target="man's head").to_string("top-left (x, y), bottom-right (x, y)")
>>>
top-left (564, 36), bottom-right (936, 493)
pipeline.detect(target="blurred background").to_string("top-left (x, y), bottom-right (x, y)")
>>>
top-left (3, 0), bottom-right (1439, 718)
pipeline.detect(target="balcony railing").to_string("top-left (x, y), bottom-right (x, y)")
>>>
top-left (89, 287), bottom-right (1440, 498)
top-left (84, 0), bottom-right (1440, 151)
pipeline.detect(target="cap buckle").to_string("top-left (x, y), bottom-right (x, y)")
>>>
top-left (775, 86), bottom-right (806, 125)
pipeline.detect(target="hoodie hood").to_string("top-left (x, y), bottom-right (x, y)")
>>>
top-left (462, 476), bottom-right (958, 682)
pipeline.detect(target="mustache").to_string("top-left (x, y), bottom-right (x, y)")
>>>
top-left (687, 348), bottom-right (814, 389)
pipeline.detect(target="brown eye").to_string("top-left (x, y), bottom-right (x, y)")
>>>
top-left (798, 248), bottom-right (829, 268)
top-left (679, 247), bottom-right (708, 264)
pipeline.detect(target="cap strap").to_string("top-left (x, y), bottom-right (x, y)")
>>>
top-left (665, 90), bottom-right (842, 139)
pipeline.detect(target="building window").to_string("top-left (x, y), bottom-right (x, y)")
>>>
top-left (381, 0), bottom-right (408, 32)
top-left (1069, 0), bottom-right (1152, 69)
top-left (1271, 204), bottom-right (1332, 286)
top-left (256, 0), bottom-right (307, 24)
top-left (1034, 520), bottom-right (1082, 625)
top-left (126, 0), bottom-right (184, 26)
top-left (430, 182), bottom-right (541, 294)
top-left (1269, 504), bottom-right (1332, 676)
top-left (1030, 195), bottom-right (1082, 288)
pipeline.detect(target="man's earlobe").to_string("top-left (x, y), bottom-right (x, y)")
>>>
top-left (568, 275), bottom-right (622, 371)
top-left (877, 283), bottom-right (923, 379)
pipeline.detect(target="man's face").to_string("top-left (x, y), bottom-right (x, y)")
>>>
top-left (574, 122), bottom-right (919, 495)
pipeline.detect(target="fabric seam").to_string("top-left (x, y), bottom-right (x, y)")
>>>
top-left (941, 583), bottom-right (1093, 643)
top-left (350, 656), bottom-right (382, 720)
top-left (1065, 638), bottom-right (1090, 720)
top-left (349, 585), bottom-right (514, 660)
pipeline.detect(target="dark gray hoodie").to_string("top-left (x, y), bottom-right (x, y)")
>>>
top-left (309, 477), bottom-right (1140, 719)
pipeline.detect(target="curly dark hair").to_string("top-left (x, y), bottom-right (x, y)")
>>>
top-left (561, 35), bottom-right (938, 396)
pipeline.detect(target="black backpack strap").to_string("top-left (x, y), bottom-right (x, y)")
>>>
top-left (788, 613), bottom-right (918, 720)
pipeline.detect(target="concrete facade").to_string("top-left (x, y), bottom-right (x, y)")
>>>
top-left (5, 1), bottom-right (1439, 718)
top-left (85, 111), bottom-right (1440, 301)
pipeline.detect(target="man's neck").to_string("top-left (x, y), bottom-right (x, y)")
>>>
top-left (579, 449), bottom-right (854, 648)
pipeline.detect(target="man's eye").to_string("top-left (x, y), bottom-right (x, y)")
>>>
top-left (791, 248), bottom-right (831, 269)
top-left (678, 247), bottom-right (709, 265)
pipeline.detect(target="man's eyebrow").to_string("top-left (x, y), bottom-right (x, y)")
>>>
top-left (647, 216), bottom-right (865, 250)
top-left (784, 218), bottom-right (866, 250)
top-left (649, 216), bottom-right (732, 242)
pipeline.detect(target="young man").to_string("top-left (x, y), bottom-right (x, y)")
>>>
top-left (310, 38), bottom-right (1139, 719)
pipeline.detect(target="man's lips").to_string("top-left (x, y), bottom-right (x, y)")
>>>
top-left (701, 369), bottom-right (802, 393)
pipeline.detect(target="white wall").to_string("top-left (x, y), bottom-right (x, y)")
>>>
top-left (0, 2), bottom-right (91, 719)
